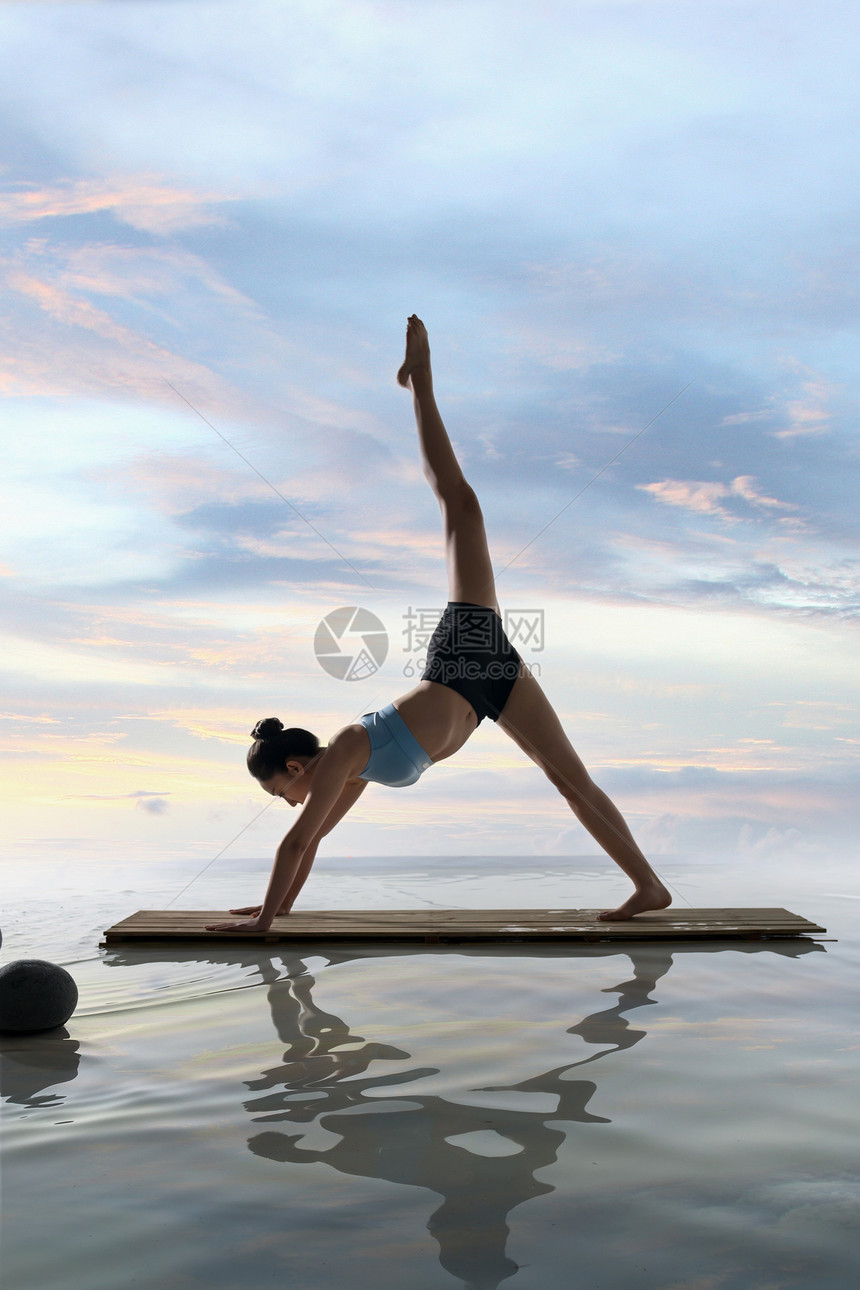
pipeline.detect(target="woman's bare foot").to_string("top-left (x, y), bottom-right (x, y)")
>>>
top-left (597, 878), bottom-right (672, 921)
top-left (397, 314), bottom-right (431, 387)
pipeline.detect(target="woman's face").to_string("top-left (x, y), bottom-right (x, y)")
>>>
top-left (261, 760), bottom-right (312, 807)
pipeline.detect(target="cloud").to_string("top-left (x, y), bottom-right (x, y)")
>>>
top-left (601, 765), bottom-right (860, 831)
top-left (774, 700), bottom-right (858, 732)
top-left (0, 711), bottom-right (60, 725)
top-left (638, 478), bottom-right (734, 519)
top-left (10, 270), bottom-right (146, 342)
top-left (58, 242), bottom-right (257, 312)
top-left (728, 475), bottom-right (792, 510)
top-left (95, 452), bottom-right (275, 518)
top-left (0, 225), bottom-right (298, 427)
top-left (736, 824), bottom-right (817, 859)
top-left (137, 709), bottom-right (251, 745)
top-left (0, 231), bottom-right (391, 498)
top-left (0, 177), bottom-right (235, 234)
top-left (773, 359), bottom-right (834, 440)
top-left (136, 795), bottom-right (169, 815)
top-left (637, 475), bottom-right (796, 522)
top-left (554, 452), bottom-right (582, 472)
top-left (0, 256), bottom-right (242, 406)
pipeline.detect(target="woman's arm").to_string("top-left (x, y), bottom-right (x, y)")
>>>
top-left (222, 841), bottom-right (320, 918)
top-left (278, 776), bottom-right (368, 911)
top-left (206, 753), bottom-right (368, 932)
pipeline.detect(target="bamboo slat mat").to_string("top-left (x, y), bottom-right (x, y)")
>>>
top-left (102, 907), bottom-right (826, 945)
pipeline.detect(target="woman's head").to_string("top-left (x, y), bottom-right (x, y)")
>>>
top-left (247, 718), bottom-right (321, 799)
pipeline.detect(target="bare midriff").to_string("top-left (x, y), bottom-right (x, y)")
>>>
top-left (391, 680), bottom-right (478, 764)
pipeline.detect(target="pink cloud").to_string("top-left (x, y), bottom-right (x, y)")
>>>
top-left (638, 475), bottom-right (795, 520)
top-left (777, 394), bottom-right (831, 439)
top-left (720, 363), bottom-right (833, 441)
top-left (0, 254), bottom-right (245, 412)
top-left (58, 243), bottom-right (256, 313)
top-left (773, 359), bottom-right (834, 439)
top-left (637, 478), bottom-right (732, 517)
top-left (729, 475), bottom-right (793, 509)
top-left (0, 177), bottom-right (235, 234)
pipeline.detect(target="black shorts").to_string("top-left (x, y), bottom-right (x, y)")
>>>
top-left (421, 601), bottom-right (522, 724)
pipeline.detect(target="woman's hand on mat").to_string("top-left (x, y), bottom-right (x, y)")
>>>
top-left (204, 915), bottom-right (271, 933)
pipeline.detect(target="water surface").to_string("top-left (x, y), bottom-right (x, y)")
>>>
top-left (2, 855), bottom-right (858, 1289)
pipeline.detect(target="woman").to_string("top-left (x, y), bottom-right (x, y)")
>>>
top-left (207, 317), bottom-right (670, 933)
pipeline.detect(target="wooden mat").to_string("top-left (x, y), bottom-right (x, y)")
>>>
top-left (102, 907), bottom-right (826, 946)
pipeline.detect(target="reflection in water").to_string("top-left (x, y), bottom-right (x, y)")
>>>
top-left (0, 1030), bottom-right (81, 1107)
top-left (566, 946), bottom-right (673, 1067)
top-left (236, 943), bottom-right (756, 1289)
top-left (244, 953), bottom-right (620, 1288)
top-left (5, 938), bottom-right (822, 1290)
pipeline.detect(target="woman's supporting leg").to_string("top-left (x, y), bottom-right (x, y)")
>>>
top-left (399, 316), bottom-right (499, 610)
top-left (497, 668), bottom-right (672, 920)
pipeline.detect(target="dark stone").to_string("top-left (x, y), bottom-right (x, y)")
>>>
top-left (0, 959), bottom-right (79, 1033)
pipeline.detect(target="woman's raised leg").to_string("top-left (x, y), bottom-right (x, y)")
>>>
top-left (496, 668), bottom-right (672, 920)
top-left (398, 316), bottom-right (499, 610)
top-left (398, 316), bottom-right (669, 920)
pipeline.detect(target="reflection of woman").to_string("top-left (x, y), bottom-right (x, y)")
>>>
top-left (242, 944), bottom-right (674, 1289)
top-left (208, 317), bottom-right (670, 934)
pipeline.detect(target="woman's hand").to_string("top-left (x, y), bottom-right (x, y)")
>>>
top-left (205, 915), bottom-right (271, 933)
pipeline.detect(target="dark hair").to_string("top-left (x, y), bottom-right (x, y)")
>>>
top-left (247, 717), bottom-right (321, 781)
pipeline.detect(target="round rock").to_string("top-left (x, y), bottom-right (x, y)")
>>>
top-left (0, 959), bottom-right (79, 1033)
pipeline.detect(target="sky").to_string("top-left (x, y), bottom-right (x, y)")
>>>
top-left (1, 0), bottom-right (858, 873)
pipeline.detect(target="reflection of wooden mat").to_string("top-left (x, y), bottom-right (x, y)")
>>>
top-left (102, 908), bottom-right (826, 946)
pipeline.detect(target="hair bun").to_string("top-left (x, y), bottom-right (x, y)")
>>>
top-left (251, 717), bottom-right (285, 741)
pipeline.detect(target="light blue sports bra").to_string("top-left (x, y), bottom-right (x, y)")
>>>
top-left (357, 704), bottom-right (433, 787)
